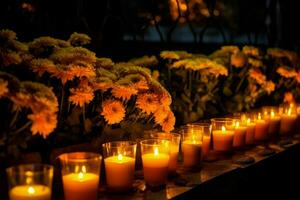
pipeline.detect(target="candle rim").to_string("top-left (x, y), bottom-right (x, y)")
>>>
top-left (58, 152), bottom-right (102, 162)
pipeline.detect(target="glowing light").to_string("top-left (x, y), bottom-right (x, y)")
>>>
top-left (154, 147), bottom-right (159, 156)
top-left (117, 154), bottom-right (123, 161)
top-left (27, 186), bottom-right (35, 194)
top-left (222, 126), bottom-right (226, 132)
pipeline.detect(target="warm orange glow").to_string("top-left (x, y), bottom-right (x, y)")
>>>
top-left (117, 154), bottom-right (123, 161)
top-left (154, 147), bottom-right (159, 156)
top-left (288, 108), bottom-right (292, 116)
top-left (235, 121), bottom-right (240, 128)
top-left (258, 113), bottom-right (262, 120)
top-left (27, 186), bottom-right (35, 194)
top-left (247, 118), bottom-right (251, 124)
top-left (271, 111), bottom-right (275, 118)
top-left (221, 126), bottom-right (226, 132)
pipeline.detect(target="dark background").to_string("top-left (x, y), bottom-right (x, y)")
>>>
top-left (1, 0), bottom-right (300, 60)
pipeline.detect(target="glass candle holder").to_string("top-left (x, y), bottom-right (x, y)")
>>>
top-left (59, 152), bottom-right (102, 200)
top-left (211, 118), bottom-right (235, 152)
top-left (102, 141), bottom-right (136, 192)
top-left (232, 118), bottom-right (247, 149)
top-left (148, 132), bottom-right (181, 174)
top-left (6, 164), bottom-right (53, 200)
top-left (254, 112), bottom-right (270, 142)
top-left (262, 106), bottom-right (281, 137)
top-left (280, 104), bottom-right (297, 136)
top-left (241, 112), bottom-right (256, 145)
top-left (140, 139), bottom-right (170, 187)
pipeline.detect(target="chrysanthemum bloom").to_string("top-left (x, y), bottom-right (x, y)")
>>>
top-left (284, 92), bottom-right (295, 104)
top-left (136, 93), bottom-right (159, 114)
top-left (111, 85), bottom-right (138, 101)
top-left (68, 32), bottom-right (91, 46)
top-left (28, 112), bottom-right (57, 138)
top-left (68, 62), bottom-right (96, 78)
top-left (248, 58), bottom-right (262, 68)
top-left (96, 57), bottom-right (114, 69)
top-left (207, 63), bottom-right (228, 77)
top-left (69, 81), bottom-right (94, 107)
top-left (154, 106), bottom-right (170, 125)
top-left (160, 92), bottom-right (172, 107)
top-left (92, 77), bottom-right (113, 92)
top-left (152, 70), bottom-right (160, 80)
top-left (242, 46), bottom-right (260, 57)
top-left (160, 111), bottom-right (175, 132)
top-left (0, 51), bottom-right (22, 66)
top-left (231, 52), bottom-right (247, 68)
top-left (221, 46), bottom-right (240, 54)
top-left (0, 29), bottom-right (17, 40)
top-left (128, 55), bottom-right (158, 68)
top-left (249, 69), bottom-right (266, 85)
top-left (101, 99), bottom-right (125, 124)
top-left (30, 59), bottom-right (57, 76)
top-left (50, 47), bottom-right (96, 65)
top-left (120, 74), bottom-right (149, 90)
top-left (51, 64), bottom-right (76, 85)
top-left (160, 50), bottom-right (192, 60)
top-left (0, 80), bottom-right (9, 97)
top-left (295, 72), bottom-right (300, 83)
top-left (276, 66), bottom-right (297, 78)
top-left (264, 81), bottom-right (275, 94)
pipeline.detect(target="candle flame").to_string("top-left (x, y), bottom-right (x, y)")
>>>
top-left (28, 186), bottom-right (35, 194)
top-left (288, 108), bottom-right (292, 116)
top-left (271, 111), bottom-right (275, 118)
top-left (221, 126), bottom-right (226, 132)
top-left (235, 121), bottom-right (240, 128)
top-left (247, 118), bottom-right (251, 124)
top-left (118, 154), bottom-right (123, 161)
top-left (154, 147), bottom-right (159, 156)
top-left (78, 165), bottom-right (86, 179)
top-left (258, 113), bottom-right (262, 120)
top-left (82, 165), bottom-right (86, 173)
top-left (78, 172), bottom-right (84, 179)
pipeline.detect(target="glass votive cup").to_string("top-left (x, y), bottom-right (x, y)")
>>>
top-left (254, 112), bottom-right (270, 142)
top-left (279, 104), bottom-right (297, 136)
top-left (148, 132), bottom-right (181, 175)
top-left (140, 139), bottom-right (170, 187)
top-left (6, 164), bottom-right (53, 200)
top-left (211, 118), bottom-right (235, 152)
top-left (232, 118), bottom-right (247, 149)
top-left (102, 141), bottom-right (136, 192)
top-left (241, 112), bottom-right (256, 145)
top-left (262, 106), bottom-right (281, 137)
top-left (59, 152), bottom-right (102, 200)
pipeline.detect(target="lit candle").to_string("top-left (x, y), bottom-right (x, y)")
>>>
top-left (213, 126), bottom-right (234, 151)
top-left (168, 144), bottom-right (179, 173)
top-left (268, 110), bottom-right (281, 137)
top-left (280, 108), bottom-right (297, 135)
top-left (233, 121), bottom-right (247, 148)
top-left (142, 147), bottom-right (170, 187)
top-left (9, 185), bottom-right (51, 200)
top-left (202, 135), bottom-right (211, 160)
top-left (182, 135), bottom-right (202, 169)
top-left (254, 113), bottom-right (269, 141)
top-left (62, 165), bottom-right (99, 200)
top-left (245, 118), bottom-right (255, 145)
top-left (104, 154), bottom-right (135, 191)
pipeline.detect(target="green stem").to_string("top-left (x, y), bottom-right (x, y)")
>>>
top-left (9, 110), bottom-right (19, 128)
top-left (235, 76), bottom-right (246, 93)
top-left (11, 121), bottom-right (31, 135)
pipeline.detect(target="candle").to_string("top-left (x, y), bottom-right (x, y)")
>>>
top-left (59, 152), bottom-right (102, 200)
top-left (233, 121), bottom-right (247, 148)
top-left (104, 154), bottom-right (135, 191)
top-left (245, 118), bottom-right (255, 145)
top-left (268, 110), bottom-right (281, 137)
top-left (202, 135), bottom-right (211, 159)
top-left (142, 147), bottom-right (170, 187)
top-left (213, 126), bottom-right (234, 151)
top-left (9, 185), bottom-right (51, 200)
top-left (182, 138), bottom-right (202, 168)
top-left (280, 108), bottom-right (297, 135)
top-left (254, 113), bottom-right (269, 141)
top-left (62, 166), bottom-right (99, 200)
top-left (169, 144), bottom-right (179, 173)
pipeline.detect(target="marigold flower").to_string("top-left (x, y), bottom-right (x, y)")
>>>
top-left (276, 66), bottom-right (297, 78)
top-left (0, 51), bottom-right (22, 66)
top-left (152, 70), bottom-right (160, 80)
top-left (91, 77), bottom-right (113, 92)
top-left (50, 47), bottom-right (96, 65)
top-left (30, 59), bottom-right (57, 76)
top-left (284, 92), bottom-right (295, 104)
top-left (230, 52), bottom-right (247, 68)
top-left (248, 58), bottom-right (262, 68)
top-left (28, 111), bottom-right (57, 138)
top-left (249, 69), bottom-right (266, 85)
top-left (154, 106), bottom-right (170, 125)
top-left (264, 81), bottom-right (275, 94)
top-left (129, 55), bottom-right (158, 67)
top-left (120, 74), bottom-right (149, 90)
top-left (0, 29), bottom-right (17, 40)
top-left (96, 57), bottom-right (114, 69)
top-left (136, 93), bottom-right (160, 114)
top-left (68, 61), bottom-right (96, 78)
top-left (160, 92), bottom-right (172, 107)
top-left (101, 99), bottom-right (125, 124)
top-left (0, 79), bottom-right (9, 97)
top-left (51, 64), bottom-right (76, 85)
top-left (242, 46), bottom-right (260, 57)
top-left (111, 84), bottom-right (137, 100)
top-left (68, 32), bottom-right (91, 46)
top-left (160, 50), bottom-right (192, 60)
top-left (221, 46), bottom-right (240, 54)
top-left (69, 81), bottom-right (94, 107)
top-left (160, 111), bottom-right (175, 132)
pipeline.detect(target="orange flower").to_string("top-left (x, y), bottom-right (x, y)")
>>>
top-left (111, 85), bottom-right (137, 100)
top-left (101, 99), bottom-right (125, 124)
top-left (68, 62), bottom-right (96, 78)
top-left (0, 80), bottom-right (9, 97)
top-left (160, 92), bottom-right (172, 107)
top-left (154, 106), bottom-right (170, 125)
top-left (296, 72), bottom-right (300, 83)
top-left (284, 92), bottom-right (294, 104)
top-left (276, 66), bottom-right (297, 78)
top-left (91, 77), bottom-right (113, 92)
top-left (249, 69), bottom-right (266, 85)
top-left (30, 59), bottom-right (57, 76)
top-left (230, 52), bottom-right (247, 68)
top-left (248, 58), bottom-right (262, 68)
top-left (136, 93), bottom-right (159, 114)
top-left (51, 65), bottom-right (75, 85)
top-left (28, 112), bottom-right (57, 138)
top-left (160, 111), bottom-right (175, 132)
top-left (69, 81), bottom-right (94, 107)
top-left (242, 46), bottom-right (260, 57)
top-left (264, 81), bottom-right (275, 94)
